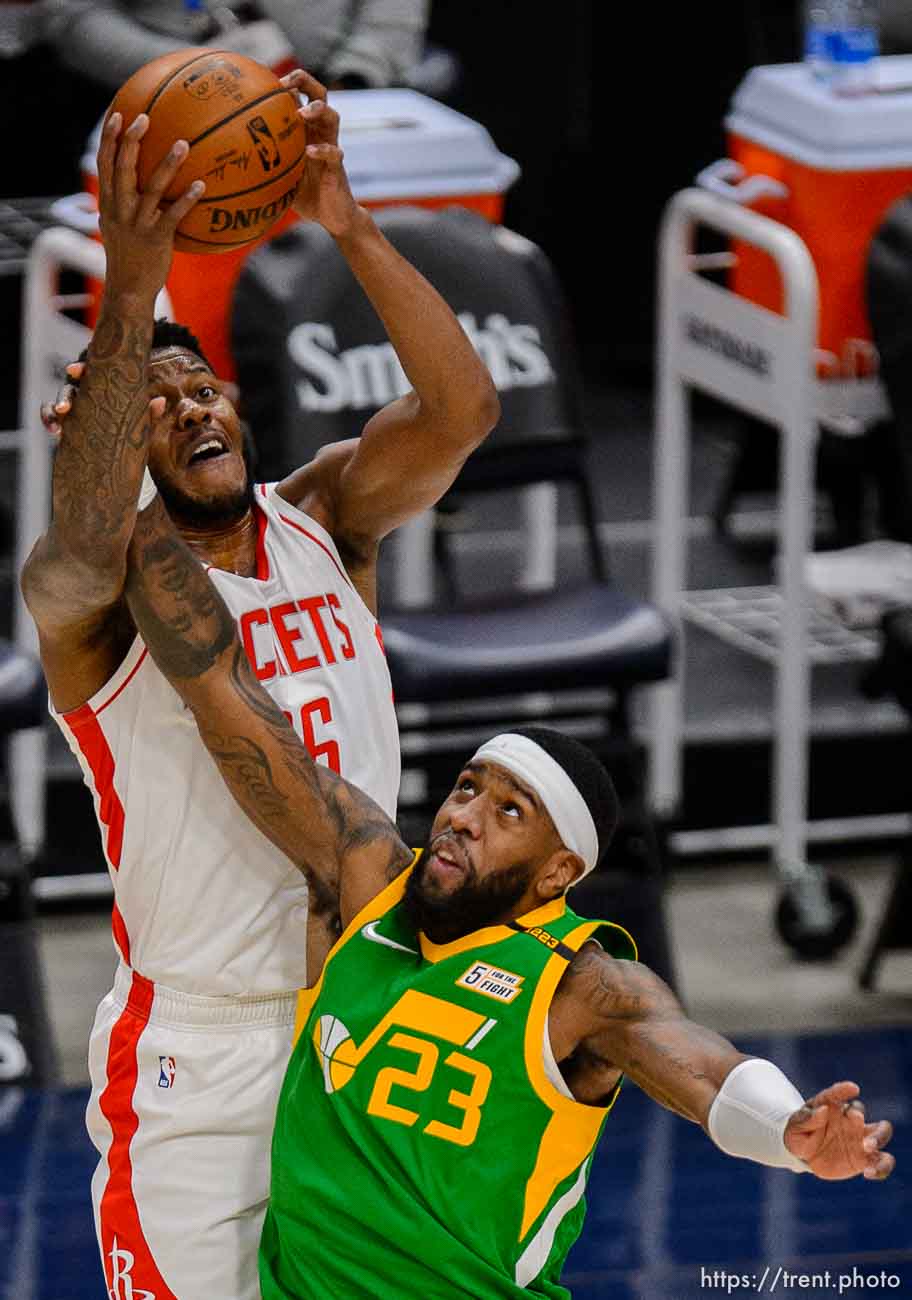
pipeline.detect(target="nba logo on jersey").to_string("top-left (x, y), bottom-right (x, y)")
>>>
top-left (158, 1056), bottom-right (176, 1089)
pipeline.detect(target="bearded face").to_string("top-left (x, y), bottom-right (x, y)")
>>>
top-left (146, 350), bottom-right (253, 528)
top-left (402, 843), bottom-right (536, 944)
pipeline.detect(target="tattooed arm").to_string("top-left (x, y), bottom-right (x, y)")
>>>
top-left (125, 496), bottom-right (413, 930)
top-left (550, 945), bottom-right (895, 1182)
top-left (549, 945), bottom-right (747, 1123)
top-left (273, 76), bottom-right (499, 617)
top-left (20, 112), bottom-right (202, 713)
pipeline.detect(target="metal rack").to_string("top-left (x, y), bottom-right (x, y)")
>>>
top-left (648, 187), bottom-right (902, 958)
top-left (0, 199), bottom-right (64, 274)
top-left (680, 587), bottom-right (881, 666)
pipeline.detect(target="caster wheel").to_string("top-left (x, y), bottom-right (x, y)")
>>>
top-left (775, 874), bottom-right (860, 960)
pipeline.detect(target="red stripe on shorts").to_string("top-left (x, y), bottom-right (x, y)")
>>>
top-left (98, 972), bottom-right (177, 1300)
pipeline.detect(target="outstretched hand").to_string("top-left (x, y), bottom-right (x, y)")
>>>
top-left (280, 69), bottom-right (360, 239)
top-left (784, 1081), bottom-right (894, 1181)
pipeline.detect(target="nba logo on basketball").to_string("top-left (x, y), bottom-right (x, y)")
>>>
top-left (158, 1056), bottom-right (176, 1089)
top-left (246, 115), bottom-right (281, 171)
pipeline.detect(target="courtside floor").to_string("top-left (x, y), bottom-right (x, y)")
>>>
top-left (6, 854), bottom-right (912, 1299)
top-left (2, 1025), bottom-right (910, 1300)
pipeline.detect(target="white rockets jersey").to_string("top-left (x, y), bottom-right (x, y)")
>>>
top-left (52, 484), bottom-right (401, 997)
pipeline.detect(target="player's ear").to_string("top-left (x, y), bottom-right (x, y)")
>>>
top-left (536, 851), bottom-right (584, 900)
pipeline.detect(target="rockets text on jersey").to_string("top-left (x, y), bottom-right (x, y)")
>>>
top-left (52, 484), bottom-right (400, 996)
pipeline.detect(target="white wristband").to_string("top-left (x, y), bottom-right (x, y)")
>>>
top-left (138, 468), bottom-right (158, 511)
top-left (707, 1059), bottom-right (810, 1173)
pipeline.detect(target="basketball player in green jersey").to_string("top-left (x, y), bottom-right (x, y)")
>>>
top-left (121, 486), bottom-right (895, 1299)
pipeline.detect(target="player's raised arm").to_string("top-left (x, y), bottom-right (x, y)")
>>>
top-left (20, 112), bottom-right (203, 711)
top-left (553, 947), bottom-right (894, 1181)
top-left (124, 493), bottom-right (412, 926)
top-left (276, 72), bottom-right (500, 563)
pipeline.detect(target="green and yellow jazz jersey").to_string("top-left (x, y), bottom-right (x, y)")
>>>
top-left (260, 855), bottom-right (637, 1299)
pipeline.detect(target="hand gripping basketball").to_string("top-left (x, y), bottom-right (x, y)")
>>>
top-left (108, 50), bottom-right (308, 253)
top-left (96, 111), bottom-right (204, 300)
top-left (281, 70), bottom-right (360, 240)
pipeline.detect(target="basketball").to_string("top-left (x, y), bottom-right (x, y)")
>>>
top-left (107, 48), bottom-right (308, 253)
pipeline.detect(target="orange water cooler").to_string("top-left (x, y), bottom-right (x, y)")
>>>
top-left (67, 88), bottom-right (520, 379)
top-left (706, 56), bottom-right (912, 374)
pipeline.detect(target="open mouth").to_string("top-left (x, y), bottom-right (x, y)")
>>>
top-left (186, 434), bottom-right (230, 467)
top-left (429, 836), bottom-right (470, 876)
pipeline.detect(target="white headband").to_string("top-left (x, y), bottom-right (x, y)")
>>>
top-left (472, 733), bottom-right (599, 882)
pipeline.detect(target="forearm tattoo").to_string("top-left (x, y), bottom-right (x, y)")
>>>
top-left (126, 497), bottom-right (235, 678)
top-left (53, 310), bottom-right (153, 554)
top-left (568, 948), bottom-right (716, 1122)
top-left (125, 500), bottom-right (410, 913)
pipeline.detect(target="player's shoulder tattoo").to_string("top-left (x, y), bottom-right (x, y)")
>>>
top-left (565, 945), bottom-right (671, 1023)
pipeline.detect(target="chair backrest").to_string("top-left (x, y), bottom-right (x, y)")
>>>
top-left (231, 204), bottom-right (605, 577)
top-left (232, 206), bottom-right (587, 460)
top-left (864, 196), bottom-right (912, 543)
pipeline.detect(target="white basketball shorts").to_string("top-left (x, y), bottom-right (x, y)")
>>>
top-left (86, 962), bottom-right (296, 1300)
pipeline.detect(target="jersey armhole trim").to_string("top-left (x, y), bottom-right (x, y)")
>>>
top-left (254, 486), bottom-right (271, 580)
top-left (523, 920), bottom-right (614, 1118)
top-left (264, 481), bottom-right (381, 626)
top-left (52, 636), bottom-right (147, 722)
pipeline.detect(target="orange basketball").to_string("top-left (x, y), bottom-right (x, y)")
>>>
top-left (107, 48), bottom-right (307, 253)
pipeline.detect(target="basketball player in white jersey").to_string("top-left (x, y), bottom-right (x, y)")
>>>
top-left (21, 69), bottom-right (499, 1300)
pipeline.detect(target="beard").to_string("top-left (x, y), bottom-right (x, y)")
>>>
top-left (154, 433), bottom-right (256, 528)
top-left (402, 845), bottom-right (535, 945)
top-left (155, 473), bottom-right (254, 527)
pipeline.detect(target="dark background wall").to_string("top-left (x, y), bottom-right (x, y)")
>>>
top-left (2, 2), bottom-right (805, 391)
top-left (426, 1), bottom-right (802, 384)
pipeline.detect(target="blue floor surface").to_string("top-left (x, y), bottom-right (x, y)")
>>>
top-left (2, 1027), bottom-right (910, 1299)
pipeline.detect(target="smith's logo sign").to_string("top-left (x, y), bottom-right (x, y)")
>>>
top-left (684, 314), bottom-right (771, 377)
top-left (289, 313), bottom-right (555, 412)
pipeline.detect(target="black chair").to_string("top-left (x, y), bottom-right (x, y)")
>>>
top-left (232, 206), bottom-right (678, 988)
top-left (858, 607), bottom-right (912, 990)
top-left (231, 205), bottom-right (610, 480)
top-left (0, 639), bottom-right (46, 740)
top-left (0, 638), bottom-right (60, 1085)
top-left (382, 435), bottom-right (676, 989)
top-left (853, 199), bottom-right (912, 990)
top-left (863, 193), bottom-right (912, 545)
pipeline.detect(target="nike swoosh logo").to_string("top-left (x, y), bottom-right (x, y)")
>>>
top-left (361, 920), bottom-right (418, 955)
